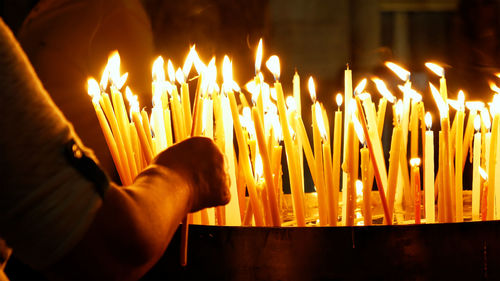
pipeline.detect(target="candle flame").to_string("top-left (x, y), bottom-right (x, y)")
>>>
top-left (474, 114), bottom-right (481, 132)
top-left (107, 51), bottom-right (121, 87)
top-left (266, 55), bottom-right (280, 81)
top-left (100, 65), bottom-right (109, 90)
top-left (354, 78), bottom-right (367, 96)
top-left (425, 112), bottom-right (432, 130)
top-left (286, 96), bottom-right (297, 113)
top-left (385, 62), bottom-right (410, 81)
top-left (125, 86), bottom-right (140, 114)
top-left (396, 99), bottom-right (403, 124)
top-left (246, 80), bottom-right (258, 97)
top-left (308, 76), bottom-right (317, 102)
top-left (315, 102), bottom-right (327, 140)
top-left (87, 78), bottom-right (101, 104)
top-left (167, 60), bottom-right (176, 83)
top-left (223, 55), bottom-right (233, 84)
top-left (356, 180), bottom-right (363, 197)
top-left (458, 90), bottom-right (465, 106)
top-left (348, 100), bottom-right (357, 117)
top-left (425, 62), bottom-right (444, 77)
top-left (152, 56), bottom-right (166, 82)
top-left (336, 93), bottom-right (343, 107)
top-left (479, 167), bottom-right (488, 181)
top-left (466, 101), bottom-right (484, 112)
top-left (481, 108), bottom-right (492, 130)
top-left (429, 82), bottom-right (448, 118)
top-left (205, 57), bottom-right (217, 93)
top-left (409, 157), bottom-right (421, 167)
top-left (175, 67), bottom-right (185, 84)
top-left (372, 78), bottom-right (396, 103)
top-left (489, 81), bottom-right (500, 94)
top-left (255, 39), bottom-right (263, 74)
top-left (352, 114), bottom-right (365, 144)
top-left (192, 49), bottom-right (207, 75)
top-left (255, 153), bottom-right (264, 180)
top-left (182, 45), bottom-right (196, 78)
top-left (357, 92), bottom-right (371, 101)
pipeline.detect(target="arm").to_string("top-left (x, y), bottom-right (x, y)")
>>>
top-left (0, 18), bottom-right (229, 280)
top-left (46, 138), bottom-right (230, 281)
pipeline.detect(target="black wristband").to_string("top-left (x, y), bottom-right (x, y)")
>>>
top-left (63, 139), bottom-right (109, 198)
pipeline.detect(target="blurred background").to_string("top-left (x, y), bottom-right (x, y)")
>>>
top-left (2, 0), bottom-right (500, 107)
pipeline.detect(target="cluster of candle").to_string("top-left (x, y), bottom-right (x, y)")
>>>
top-left (87, 40), bottom-right (500, 227)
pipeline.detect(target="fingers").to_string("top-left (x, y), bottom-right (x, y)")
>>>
top-left (153, 137), bottom-right (230, 212)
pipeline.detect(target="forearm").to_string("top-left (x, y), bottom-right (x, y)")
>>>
top-left (45, 165), bottom-right (192, 281)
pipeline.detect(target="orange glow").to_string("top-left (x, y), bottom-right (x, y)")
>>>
top-left (352, 114), bottom-right (365, 144)
top-left (429, 82), bottom-right (448, 118)
top-left (409, 158), bottom-right (421, 167)
top-left (474, 115), bottom-right (481, 132)
top-left (152, 56), bottom-right (166, 82)
top-left (167, 60), bottom-right (176, 83)
top-left (354, 78), bottom-right (367, 96)
top-left (372, 78), bottom-right (395, 103)
top-left (336, 93), bottom-right (343, 107)
top-left (255, 39), bottom-right (263, 73)
top-left (396, 99), bottom-right (403, 124)
top-left (266, 55), bottom-right (281, 81)
top-left (481, 108), bottom-right (491, 130)
top-left (87, 78), bottom-right (101, 104)
top-left (425, 112), bottom-right (432, 130)
top-left (308, 76), bottom-right (317, 102)
top-left (425, 62), bottom-right (444, 77)
top-left (315, 102), bottom-right (327, 140)
top-left (385, 62), bottom-right (410, 81)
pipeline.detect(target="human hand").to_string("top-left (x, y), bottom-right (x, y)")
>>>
top-left (152, 137), bottom-right (230, 212)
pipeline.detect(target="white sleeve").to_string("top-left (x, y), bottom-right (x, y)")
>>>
top-left (0, 18), bottom-right (104, 269)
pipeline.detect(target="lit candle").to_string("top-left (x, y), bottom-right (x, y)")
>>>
top-left (177, 67), bottom-right (192, 138)
top-left (167, 60), bottom-right (185, 142)
top-left (424, 112), bottom-right (435, 223)
top-left (342, 65), bottom-right (353, 226)
top-left (472, 115), bottom-right (482, 221)
top-left (332, 94), bottom-right (343, 226)
top-left (488, 94), bottom-right (500, 220)
top-left (152, 57), bottom-right (168, 151)
top-left (309, 78), bottom-right (328, 225)
top-left (430, 82), bottom-right (453, 222)
top-left (387, 100), bottom-right (403, 223)
top-left (228, 90), bottom-right (265, 226)
top-left (455, 90), bottom-right (465, 222)
top-left (426, 62), bottom-right (447, 101)
top-left (221, 56), bottom-right (243, 225)
top-left (315, 101), bottom-right (335, 226)
top-left (252, 106), bottom-right (281, 226)
top-left (267, 56), bottom-right (305, 226)
top-left (87, 78), bottom-right (127, 184)
top-left (354, 96), bottom-right (391, 224)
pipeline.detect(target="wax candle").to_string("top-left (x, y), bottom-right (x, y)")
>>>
top-left (355, 97), bottom-right (391, 223)
top-left (361, 147), bottom-right (372, 225)
top-left (228, 90), bottom-right (265, 226)
top-left (410, 158), bottom-right (422, 224)
top-left (221, 56), bottom-right (243, 225)
top-left (341, 65), bottom-right (353, 226)
top-left (268, 56), bottom-right (305, 226)
top-left (472, 115), bottom-right (482, 221)
top-left (332, 94), bottom-right (343, 226)
top-left (424, 112), bottom-right (435, 223)
top-left (343, 118), bottom-right (356, 226)
top-left (88, 79), bottom-right (127, 184)
top-left (488, 95), bottom-right (499, 220)
top-left (455, 91), bottom-right (465, 222)
top-left (387, 100), bottom-right (403, 222)
top-left (252, 107), bottom-right (281, 226)
top-left (309, 81), bottom-right (328, 225)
